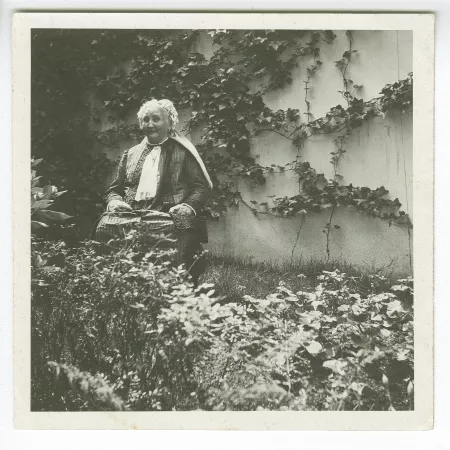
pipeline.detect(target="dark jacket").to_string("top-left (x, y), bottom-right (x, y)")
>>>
top-left (105, 137), bottom-right (211, 241)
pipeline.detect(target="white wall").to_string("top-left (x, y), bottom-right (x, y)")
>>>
top-left (203, 30), bottom-right (413, 274)
top-left (227, 107), bottom-right (413, 271)
top-left (96, 30), bottom-right (413, 275)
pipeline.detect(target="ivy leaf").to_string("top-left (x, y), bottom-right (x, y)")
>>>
top-left (349, 311), bottom-right (370, 323)
top-left (31, 221), bottom-right (49, 231)
top-left (349, 382), bottom-right (366, 396)
top-left (351, 333), bottom-right (370, 349)
top-left (31, 176), bottom-right (42, 188)
top-left (31, 158), bottom-right (43, 168)
top-left (311, 300), bottom-right (325, 310)
top-left (31, 187), bottom-right (43, 195)
top-left (323, 359), bottom-right (347, 375)
top-left (42, 184), bottom-right (56, 197)
top-left (35, 210), bottom-right (73, 222)
top-left (386, 300), bottom-right (412, 318)
top-left (379, 328), bottom-right (391, 338)
top-left (304, 341), bottom-right (323, 356)
top-left (32, 200), bottom-right (54, 211)
top-left (52, 190), bottom-right (68, 198)
top-left (33, 279), bottom-right (51, 287)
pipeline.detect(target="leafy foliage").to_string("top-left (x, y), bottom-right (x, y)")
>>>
top-left (31, 30), bottom-right (414, 411)
top-left (251, 163), bottom-right (411, 225)
top-left (32, 30), bottom-right (117, 235)
top-left (31, 158), bottom-right (74, 236)
top-left (46, 362), bottom-right (127, 411)
top-left (31, 227), bottom-right (214, 411)
top-left (31, 29), bottom-right (414, 413)
top-left (32, 29), bottom-right (413, 245)
top-left (32, 233), bottom-right (414, 411)
top-left (205, 270), bottom-right (413, 411)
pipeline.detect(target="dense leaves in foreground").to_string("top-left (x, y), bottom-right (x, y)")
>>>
top-left (32, 231), bottom-right (413, 411)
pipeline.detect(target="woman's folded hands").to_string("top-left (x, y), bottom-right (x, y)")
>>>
top-left (107, 200), bottom-right (196, 216)
top-left (169, 203), bottom-right (196, 216)
top-left (107, 199), bottom-right (133, 212)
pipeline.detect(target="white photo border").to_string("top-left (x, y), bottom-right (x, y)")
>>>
top-left (13, 12), bottom-right (434, 430)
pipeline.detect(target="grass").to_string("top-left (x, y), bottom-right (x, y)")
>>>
top-left (200, 254), bottom-right (395, 302)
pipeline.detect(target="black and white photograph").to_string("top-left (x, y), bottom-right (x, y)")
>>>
top-left (12, 12), bottom-right (434, 430)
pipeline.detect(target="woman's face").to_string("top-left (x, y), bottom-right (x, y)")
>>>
top-left (140, 104), bottom-right (171, 144)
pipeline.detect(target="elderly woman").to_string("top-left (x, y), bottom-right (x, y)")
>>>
top-left (95, 99), bottom-right (212, 282)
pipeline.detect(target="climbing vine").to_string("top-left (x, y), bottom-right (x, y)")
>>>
top-left (240, 30), bottom-right (412, 261)
top-left (31, 29), bottom-right (413, 255)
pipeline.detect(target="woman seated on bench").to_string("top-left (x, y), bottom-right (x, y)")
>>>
top-left (95, 99), bottom-right (212, 284)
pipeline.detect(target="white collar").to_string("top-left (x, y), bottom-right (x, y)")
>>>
top-left (143, 136), bottom-right (169, 147)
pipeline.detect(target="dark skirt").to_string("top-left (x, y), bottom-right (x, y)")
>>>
top-left (95, 210), bottom-right (205, 281)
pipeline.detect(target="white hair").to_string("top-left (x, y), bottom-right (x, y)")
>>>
top-left (137, 99), bottom-right (179, 132)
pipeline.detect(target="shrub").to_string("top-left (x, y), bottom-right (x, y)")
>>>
top-left (31, 158), bottom-right (73, 234)
top-left (202, 271), bottom-right (413, 411)
top-left (31, 229), bottom-right (413, 411)
top-left (46, 362), bottom-right (127, 411)
top-left (31, 226), bottom-right (218, 411)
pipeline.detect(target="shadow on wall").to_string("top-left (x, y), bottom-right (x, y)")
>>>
top-left (206, 203), bottom-right (413, 277)
top-left (211, 107), bottom-right (413, 275)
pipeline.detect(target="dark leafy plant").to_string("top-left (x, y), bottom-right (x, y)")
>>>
top-left (31, 158), bottom-right (73, 233)
top-left (46, 362), bottom-right (127, 411)
top-left (31, 225), bottom-right (221, 411)
top-left (31, 229), bottom-right (414, 411)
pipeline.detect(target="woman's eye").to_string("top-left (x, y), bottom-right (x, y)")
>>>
top-left (143, 116), bottom-right (150, 123)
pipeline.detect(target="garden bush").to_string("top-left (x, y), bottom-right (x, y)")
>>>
top-left (30, 30), bottom-right (415, 412)
top-left (31, 229), bottom-right (414, 411)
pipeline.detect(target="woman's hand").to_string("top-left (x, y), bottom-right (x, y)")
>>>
top-left (169, 203), bottom-right (195, 216)
top-left (107, 199), bottom-right (133, 212)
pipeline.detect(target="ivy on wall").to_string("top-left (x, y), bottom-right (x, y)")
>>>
top-left (32, 29), bottom-right (412, 256)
